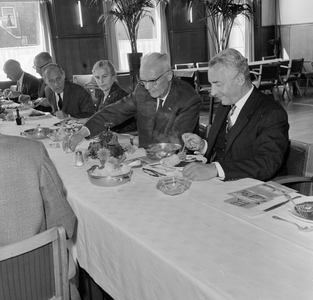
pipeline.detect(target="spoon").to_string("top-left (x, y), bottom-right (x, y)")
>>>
top-left (272, 216), bottom-right (313, 232)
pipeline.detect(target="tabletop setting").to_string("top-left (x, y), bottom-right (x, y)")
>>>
top-left (1, 103), bottom-right (313, 300)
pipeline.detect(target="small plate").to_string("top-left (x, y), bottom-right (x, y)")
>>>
top-left (28, 112), bottom-right (51, 119)
top-left (287, 208), bottom-right (313, 224)
top-left (287, 197), bottom-right (313, 223)
top-left (175, 155), bottom-right (207, 168)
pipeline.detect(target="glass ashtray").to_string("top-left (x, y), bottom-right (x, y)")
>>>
top-left (156, 176), bottom-right (192, 196)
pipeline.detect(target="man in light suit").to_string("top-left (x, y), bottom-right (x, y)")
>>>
top-left (3, 59), bottom-right (39, 101)
top-left (42, 63), bottom-right (95, 119)
top-left (182, 48), bottom-right (289, 181)
top-left (69, 52), bottom-right (203, 149)
top-left (0, 134), bottom-right (80, 299)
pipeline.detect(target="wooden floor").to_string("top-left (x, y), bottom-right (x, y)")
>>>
top-left (200, 85), bottom-right (313, 144)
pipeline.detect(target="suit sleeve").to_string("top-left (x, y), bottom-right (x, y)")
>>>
top-left (219, 107), bottom-right (289, 181)
top-left (39, 143), bottom-right (76, 238)
top-left (85, 92), bottom-right (137, 137)
top-left (75, 89), bottom-right (96, 118)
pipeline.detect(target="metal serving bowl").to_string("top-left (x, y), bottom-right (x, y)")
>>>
top-left (20, 127), bottom-right (51, 140)
top-left (87, 166), bottom-right (133, 187)
top-left (145, 143), bottom-right (182, 160)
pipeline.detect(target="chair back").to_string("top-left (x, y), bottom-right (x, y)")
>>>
top-left (289, 58), bottom-right (304, 78)
top-left (174, 63), bottom-right (194, 69)
top-left (196, 62), bottom-right (209, 68)
top-left (0, 226), bottom-right (69, 300)
top-left (254, 62), bottom-right (280, 91)
top-left (276, 140), bottom-right (313, 195)
top-left (262, 55), bottom-right (277, 60)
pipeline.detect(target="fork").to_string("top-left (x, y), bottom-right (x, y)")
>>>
top-left (272, 216), bottom-right (313, 232)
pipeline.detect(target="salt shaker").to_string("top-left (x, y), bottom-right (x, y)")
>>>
top-left (75, 151), bottom-right (84, 167)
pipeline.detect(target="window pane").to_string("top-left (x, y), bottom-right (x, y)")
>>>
top-left (0, 1), bottom-right (42, 81)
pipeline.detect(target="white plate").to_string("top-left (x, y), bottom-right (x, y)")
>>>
top-left (27, 112), bottom-right (51, 119)
top-left (287, 208), bottom-right (313, 224)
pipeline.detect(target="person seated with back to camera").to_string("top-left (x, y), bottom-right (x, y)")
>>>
top-left (182, 48), bottom-right (289, 182)
top-left (69, 52), bottom-right (203, 150)
top-left (92, 59), bottom-right (137, 133)
top-left (0, 133), bottom-right (80, 300)
top-left (40, 63), bottom-right (95, 119)
top-left (2, 59), bottom-right (39, 102)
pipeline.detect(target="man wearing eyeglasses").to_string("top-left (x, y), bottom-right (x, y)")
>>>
top-left (31, 52), bottom-right (53, 112)
top-left (69, 52), bottom-right (203, 149)
top-left (2, 59), bottom-right (39, 101)
top-left (42, 64), bottom-right (95, 119)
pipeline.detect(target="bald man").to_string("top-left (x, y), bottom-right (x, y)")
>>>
top-left (3, 59), bottom-right (39, 101)
top-left (69, 52), bottom-right (203, 149)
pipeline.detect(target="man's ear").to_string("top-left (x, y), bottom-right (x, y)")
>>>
top-left (166, 71), bottom-right (174, 81)
top-left (236, 72), bottom-right (246, 86)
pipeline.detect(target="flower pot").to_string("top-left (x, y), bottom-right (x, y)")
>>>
top-left (127, 53), bottom-right (143, 74)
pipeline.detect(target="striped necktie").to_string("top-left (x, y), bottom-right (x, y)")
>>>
top-left (226, 105), bottom-right (236, 132)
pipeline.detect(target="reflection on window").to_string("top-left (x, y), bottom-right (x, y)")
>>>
top-left (0, 1), bottom-right (42, 81)
top-left (116, 5), bottom-right (161, 71)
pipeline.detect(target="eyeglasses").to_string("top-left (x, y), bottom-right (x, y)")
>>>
top-left (138, 70), bottom-right (171, 86)
top-left (33, 62), bottom-right (49, 70)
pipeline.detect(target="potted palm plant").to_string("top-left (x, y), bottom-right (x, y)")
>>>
top-left (177, 0), bottom-right (254, 55)
top-left (90, 0), bottom-right (159, 73)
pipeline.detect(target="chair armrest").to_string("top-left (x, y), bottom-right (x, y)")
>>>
top-left (273, 175), bottom-right (313, 185)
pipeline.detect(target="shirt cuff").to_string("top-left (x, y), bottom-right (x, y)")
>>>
top-left (81, 126), bottom-right (91, 138)
top-left (212, 162), bottom-right (225, 180)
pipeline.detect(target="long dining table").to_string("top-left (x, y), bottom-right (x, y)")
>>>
top-left (1, 111), bottom-right (313, 300)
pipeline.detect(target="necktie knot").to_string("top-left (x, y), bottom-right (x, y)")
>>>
top-left (227, 105), bottom-right (236, 132)
top-left (157, 98), bottom-right (164, 112)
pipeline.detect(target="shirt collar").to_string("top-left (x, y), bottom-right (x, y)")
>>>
top-left (233, 85), bottom-right (254, 111)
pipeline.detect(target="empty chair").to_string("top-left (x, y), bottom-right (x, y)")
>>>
top-left (174, 63), bottom-right (194, 69)
top-left (0, 226), bottom-right (69, 300)
top-left (279, 58), bottom-right (304, 101)
top-left (273, 139), bottom-right (313, 196)
top-left (174, 63), bottom-right (196, 88)
top-left (252, 62), bottom-right (281, 101)
top-left (302, 61), bottom-right (313, 95)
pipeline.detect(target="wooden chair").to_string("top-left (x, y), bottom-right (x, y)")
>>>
top-left (302, 61), bottom-right (313, 95)
top-left (252, 62), bottom-right (281, 101)
top-left (273, 139), bottom-right (313, 196)
top-left (174, 63), bottom-right (196, 88)
top-left (262, 55), bottom-right (277, 60)
top-left (0, 226), bottom-right (70, 300)
top-left (279, 58), bottom-right (304, 101)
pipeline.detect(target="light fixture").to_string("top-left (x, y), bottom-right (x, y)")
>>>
top-left (78, 1), bottom-right (83, 27)
top-left (188, 4), bottom-right (193, 23)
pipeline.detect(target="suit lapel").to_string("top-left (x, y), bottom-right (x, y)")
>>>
top-left (62, 82), bottom-right (69, 112)
top-left (225, 87), bottom-right (259, 154)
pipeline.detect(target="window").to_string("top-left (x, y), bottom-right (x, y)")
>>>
top-left (115, 4), bottom-right (161, 71)
top-left (0, 1), bottom-right (43, 81)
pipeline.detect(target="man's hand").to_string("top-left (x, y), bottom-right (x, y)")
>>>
top-left (33, 97), bottom-right (50, 107)
top-left (182, 133), bottom-right (205, 152)
top-left (182, 163), bottom-right (218, 181)
top-left (69, 127), bottom-right (90, 151)
top-left (55, 110), bottom-right (69, 119)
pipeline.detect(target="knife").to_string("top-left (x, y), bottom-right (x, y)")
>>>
top-left (264, 200), bottom-right (290, 212)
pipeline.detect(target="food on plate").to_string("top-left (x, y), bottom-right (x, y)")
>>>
top-left (90, 163), bottom-right (131, 177)
top-left (161, 154), bottom-right (181, 167)
top-left (295, 202), bottom-right (313, 220)
top-left (29, 110), bottom-right (45, 117)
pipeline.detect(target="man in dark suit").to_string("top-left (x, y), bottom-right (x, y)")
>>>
top-left (42, 63), bottom-right (95, 119)
top-left (32, 51), bottom-right (53, 112)
top-left (182, 48), bottom-right (289, 182)
top-left (69, 52), bottom-right (203, 149)
top-left (3, 59), bottom-right (39, 101)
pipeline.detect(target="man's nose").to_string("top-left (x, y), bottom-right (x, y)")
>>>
top-left (210, 85), bottom-right (217, 97)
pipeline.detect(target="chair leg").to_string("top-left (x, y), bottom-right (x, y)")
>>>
top-left (272, 87), bottom-right (280, 101)
top-left (305, 77), bottom-right (309, 95)
top-left (295, 81), bottom-right (303, 97)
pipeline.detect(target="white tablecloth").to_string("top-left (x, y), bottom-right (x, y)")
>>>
top-left (1, 114), bottom-right (313, 300)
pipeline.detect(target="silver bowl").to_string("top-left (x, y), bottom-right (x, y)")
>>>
top-left (20, 127), bottom-right (51, 140)
top-left (145, 143), bottom-right (182, 160)
top-left (87, 166), bottom-right (133, 187)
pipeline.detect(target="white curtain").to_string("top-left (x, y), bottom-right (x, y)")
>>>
top-left (39, 0), bottom-right (55, 61)
top-left (244, 0), bottom-right (254, 61)
top-left (103, 0), bottom-right (120, 70)
top-left (158, 0), bottom-right (171, 62)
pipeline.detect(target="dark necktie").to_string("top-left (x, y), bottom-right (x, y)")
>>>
top-left (157, 98), bottom-right (164, 113)
top-left (57, 93), bottom-right (63, 110)
top-left (226, 105), bottom-right (236, 132)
